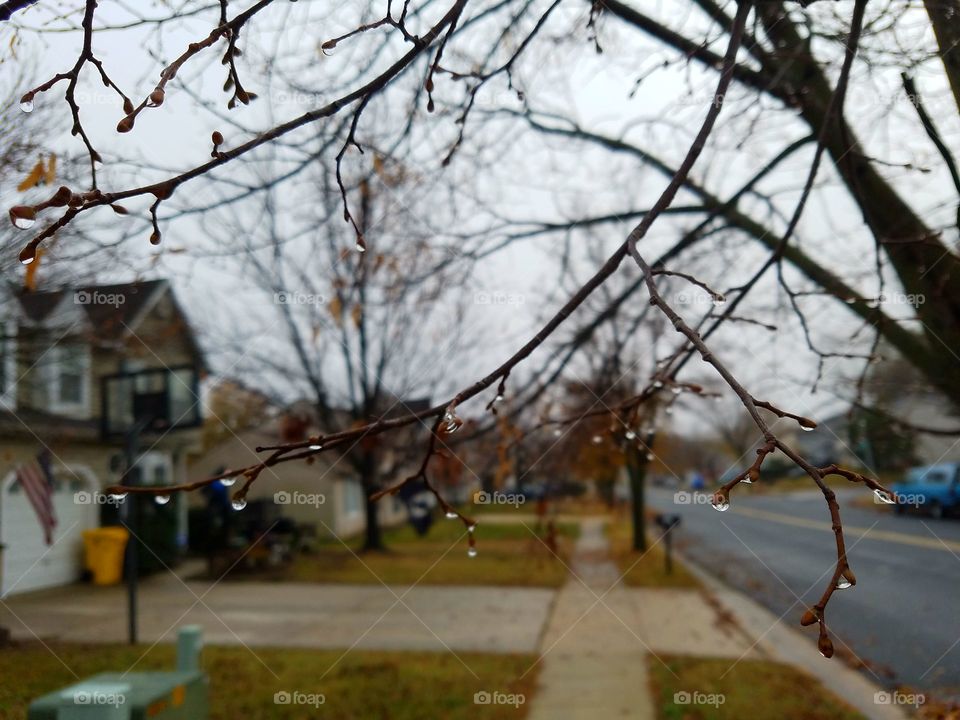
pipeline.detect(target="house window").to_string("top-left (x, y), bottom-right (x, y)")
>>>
top-left (151, 463), bottom-right (167, 486)
top-left (47, 342), bottom-right (90, 416)
top-left (0, 319), bottom-right (15, 409)
top-left (343, 482), bottom-right (363, 516)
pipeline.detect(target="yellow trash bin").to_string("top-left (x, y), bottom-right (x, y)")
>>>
top-left (82, 527), bottom-right (130, 585)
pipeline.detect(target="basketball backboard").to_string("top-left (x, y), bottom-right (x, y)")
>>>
top-left (100, 365), bottom-right (202, 439)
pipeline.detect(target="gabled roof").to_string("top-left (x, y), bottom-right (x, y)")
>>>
top-left (18, 279), bottom-right (167, 337)
top-left (17, 288), bottom-right (67, 322)
top-left (14, 279), bottom-right (207, 370)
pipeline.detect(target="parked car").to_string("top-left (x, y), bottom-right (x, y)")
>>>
top-left (891, 463), bottom-right (960, 519)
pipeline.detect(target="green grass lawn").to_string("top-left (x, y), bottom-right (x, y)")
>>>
top-left (222, 518), bottom-right (579, 588)
top-left (649, 655), bottom-right (865, 720)
top-left (0, 642), bottom-right (538, 720)
top-left (607, 515), bottom-right (700, 588)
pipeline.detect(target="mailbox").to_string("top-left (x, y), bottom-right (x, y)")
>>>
top-left (654, 513), bottom-right (681, 575)
top-left (655, 513), bottom-right (682, 530)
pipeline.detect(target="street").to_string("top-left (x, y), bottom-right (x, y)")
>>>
top-left (648, 486), bottom-right (960, 701)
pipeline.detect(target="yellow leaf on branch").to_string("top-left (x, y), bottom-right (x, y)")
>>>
top-left (17, 158), bottom-right (45, 192)
top-left (328, 296), bottom-right (343, 326)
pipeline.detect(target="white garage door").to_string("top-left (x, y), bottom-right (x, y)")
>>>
top-left (1, 467), bottom-right (98, 597)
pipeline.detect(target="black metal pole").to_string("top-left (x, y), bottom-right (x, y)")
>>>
top-left (121, 419), bottom-right (150, 645)
top-left (664, 527), bottom-right (673, 576)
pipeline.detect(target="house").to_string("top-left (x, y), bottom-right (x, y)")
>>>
top-left (0, 279), bottom-right (205, 597)
top-left (786, 412), bottom-right (856, 468)
top-left (849, 348), bottom-right (960, 469)
top-left (189, 382), bottom-right (414, 541)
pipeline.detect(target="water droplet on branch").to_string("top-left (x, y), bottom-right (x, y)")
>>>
top-left (873, 488), bottom-right (896, 505)
top-left (232, 498), bottom-right (247, 511)
top-left (154, 495), bottom-right (171, 506)
top-left (467, 547), bottom-right (478, 558)
top-left (818, 634), bottom-right (834, 658)
top-left (10, 206), bottom-right (36, 230)
top-left (839, 568), bottom-right (856, 588)
top-left (20, 94), bottom-right (34, 113)
top-left (442, 410), bottom-right (462, 434)
top-left (710, 493), bottom-right (729, 512)
top-left (445, 511), bottom-right (458, 519)
top-left (220, 477), bottom-right (236, 487)
top-left (108, 492), bottom-right (128, 502)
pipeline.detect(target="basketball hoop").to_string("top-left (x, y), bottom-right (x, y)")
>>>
top-left (100, 365), bottom-right (201, 440)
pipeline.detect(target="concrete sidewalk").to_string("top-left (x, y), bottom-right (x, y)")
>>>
top-left (527, 518), bottom-right (756, 720)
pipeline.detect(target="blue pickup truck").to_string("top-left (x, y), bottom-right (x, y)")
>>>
top-left (891, 463), bottom-right (960, 518)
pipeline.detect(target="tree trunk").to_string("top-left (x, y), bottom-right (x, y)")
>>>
top-left (361, 488), bottom-right (384, 552)
top-left (626, 445), bottom-right (648, 552)
top-left (754, 4), bottom-right (960, 405)
top-left (605, 0), bottom-right (960, 411)
top-left (924, 0), bottom-right (960, 116)
top-left (359, 452), bottom-right (385, 552)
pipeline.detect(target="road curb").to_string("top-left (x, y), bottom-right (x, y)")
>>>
top-left (677, 553), bottom-right (912, 720)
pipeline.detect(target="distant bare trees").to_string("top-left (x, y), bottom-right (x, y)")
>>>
top-left (199, 147), bottom-right (470, 550)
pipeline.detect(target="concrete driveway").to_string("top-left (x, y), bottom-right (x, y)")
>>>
top-left (0, 565), bottom-right (555, 654)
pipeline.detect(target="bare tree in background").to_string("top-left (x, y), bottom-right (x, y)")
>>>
top-left (201, 148), bottom-right (468, 551)
top-left (707, 399), bottom-right (765, 464)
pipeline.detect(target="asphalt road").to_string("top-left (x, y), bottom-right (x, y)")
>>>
top-left (647, 486), bottom-right (960, 700)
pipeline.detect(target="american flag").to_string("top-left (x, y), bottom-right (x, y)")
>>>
top-left (16, 449), bottom-right (57, 545)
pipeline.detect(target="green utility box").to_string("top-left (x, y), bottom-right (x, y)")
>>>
top-left (28, 627), bottom-right (208, 720)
